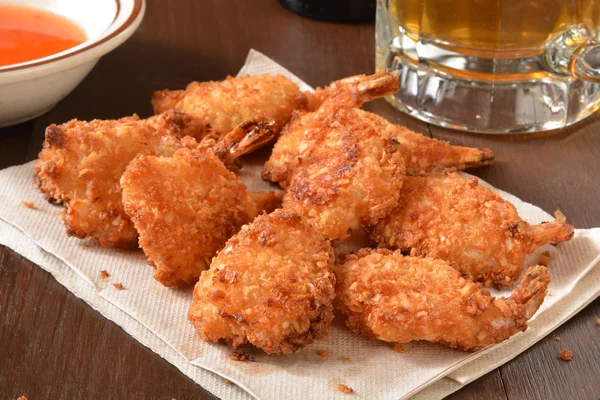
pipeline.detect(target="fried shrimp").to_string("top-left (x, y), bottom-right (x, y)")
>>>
top-left (369, 171), bottom-right (574, 287)
top-left (336, 248), bottom-right (550, 351)
top-left (188, 209), bottom-right (336, 354)
top-left (121, 121), bottom-right (276, 287)
top-left (271, 72), bottom-right (406, 240)
top-left (263, 75), bottom-right (493, 185)
top-left (152, 74), bottom-right (307, 139)
top-left (35, 111), bottom-right (205, 248)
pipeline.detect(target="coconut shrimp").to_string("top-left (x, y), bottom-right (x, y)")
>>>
top-left (188, 209), bottom-right (336, 354)
top-left (35, 111), bottom-right (207, 248)
top-left (263, 75), bottom-right (494, 186)
top-left (262, 71), bottom-right (407, 240)
top-left (152, 74), bottom-right (307, 139)
top-left (121, 121), bottom-right (276, 287)
top-left (336, 248), bottom-right (550, 351)
top-left (369, 171), bottom-right (574, 287)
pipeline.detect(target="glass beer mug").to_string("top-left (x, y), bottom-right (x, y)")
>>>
top-left (376, 0), bottom-right (600, 133)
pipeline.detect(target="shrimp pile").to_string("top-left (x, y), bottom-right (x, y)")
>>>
top-left (34, 70), bottom-right (573, 356)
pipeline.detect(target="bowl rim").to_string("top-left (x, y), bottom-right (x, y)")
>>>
top-left (0, 0), bottom-right (145, 78)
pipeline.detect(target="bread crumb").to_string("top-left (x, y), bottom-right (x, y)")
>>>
top-left (17, 396), bottom-right (28, 400)
top-left (113, 283), bottom-right (125, 290)
top-left (225, 379), bottom-right (233, 385)
top-left (555, 337), bottom-right (561, 341)
top-left (100, 270), bottom-right (110, 281)
top-left (596, 317), bottom-right (600, 325)
top-left (337, 384), bottom-right (353, 394)
top-left (342, 356), bottom-right (351, 362)
top-left (393, 343), bottom-right (406, 353)
top-left (558, 348), bottom-right (573, 361)
top-left (317, 350), bottom-right (330, 357)
top-left (22, 201), bottom-right (37, 210)
top-left (229, 351), bottom-right (255, 362)
top-left (539, 251), bottom-right (551, 266)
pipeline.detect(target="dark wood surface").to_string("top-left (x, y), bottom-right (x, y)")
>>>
top-left (1, 1), bottom-right (599, 399)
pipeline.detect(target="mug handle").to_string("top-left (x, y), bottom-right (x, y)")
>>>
top-left (544, 27), bottom-right (600, 83)
top-left (571, 42), bottom-right (600, 82)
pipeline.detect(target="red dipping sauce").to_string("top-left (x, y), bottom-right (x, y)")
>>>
top-left (0, 5), bottom-right (87, 67)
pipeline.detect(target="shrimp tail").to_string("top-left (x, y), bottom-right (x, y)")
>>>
top-left (354, 70), bottom-right (400, 102)
top-left (508, 265), bottom-right (550, 320)
top-left (527, 210), bottom-right (575, 249)
top-left (455, 147), bottom-right (496, 170)
top-left (209, 120), bottom-right (276, 167)
top-left (306, 71), bottom-right (400, 110)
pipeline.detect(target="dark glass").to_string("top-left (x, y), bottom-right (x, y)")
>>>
top-left (278, 0), bottom-right (375, 22)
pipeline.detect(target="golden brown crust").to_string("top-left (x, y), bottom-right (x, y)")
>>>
top-left (282, 106), bottom-right (406, 240)
top-left (262, 72), bottom-right (406, 241)
top-left (152, 74), bottom-right (307, 138)
top-left (121, 148), bottom-right (257, 287)
top-left (263, 109), bottom-right (494, 184)
top-left (369, 171), bottom-right (573, 287)
top-left (335, 249), bottom-right (549, 350)
top-left (34, 111), bottom-right (202, 248)
top-left (188, 209), bottom-right (336, 354)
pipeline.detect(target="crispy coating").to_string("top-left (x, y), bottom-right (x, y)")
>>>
top-left (336, 248), bottom-right (550, 350)
top-left (152, 74), bottom-right (307, 138)
top-left (282, 107), bottom-right (406, 241)
top-left (188, 209), bottom-right (336, 354)
top-left (121, 148), bottom-right (258, 287)
top-left (264, 108), bottom-right (494, 185)
top-left (265, 72), bottom-right (406, 240)
top-left (35, 111), bottom-right (203, 248)
top-left (370, 171), bottom-right (574, 287)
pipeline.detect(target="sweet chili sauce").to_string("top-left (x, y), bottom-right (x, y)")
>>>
top-left (0, 5), bottom-right (87, 67)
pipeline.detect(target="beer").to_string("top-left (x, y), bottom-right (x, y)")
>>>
top-left (389, 0), bottom-right (600, 56)
top-left (375, 0), bottom-right (600, 133)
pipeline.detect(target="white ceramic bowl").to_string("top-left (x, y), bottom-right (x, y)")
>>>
top-left (0, 0), bottom-right (145, 127)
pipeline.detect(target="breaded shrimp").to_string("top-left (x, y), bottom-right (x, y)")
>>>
top-left (35, 111), bottom-right (205, 248)
top-left (264, 109), bottom-right (493, 185)
top-left (266, 72), bottom-right (407, 240)
top-left (188, 209), bottom-right (336, 354)
top-left (336, 248), bottom-right (550, 351)
top-left (369, 171), bottom-right (574, 287)
top-left (152, 74), bottom-right (307, 139)
top-left (121, 121), bottom-right (277, 287)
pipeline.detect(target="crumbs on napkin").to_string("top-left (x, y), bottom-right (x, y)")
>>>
top-left (22, 201), bottom-right (37, 210)
top-left (113, 283), bottom-right (125, 290)
top-left (337, 384), bottom-right (353, 394)
top-left (99, 270), bottom-right (110, 281)
top-left (230, 351), bottom-right (255, 362)
top-left (555, 337), bottom-right (561, 341)
top-left (317, 350), bottom-right (330, 357)
top-left (558, 348), bottom-right (573, 361)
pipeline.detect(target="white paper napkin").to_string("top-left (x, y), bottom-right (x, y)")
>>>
top-left (0, 50), bottom-right (598, 400)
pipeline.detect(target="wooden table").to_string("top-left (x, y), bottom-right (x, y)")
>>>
top-left (1, 1), bottom-right (599, 398)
